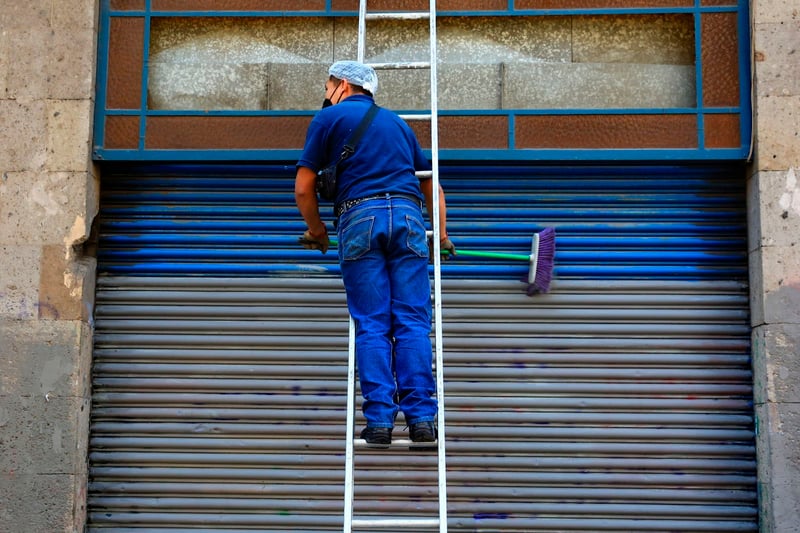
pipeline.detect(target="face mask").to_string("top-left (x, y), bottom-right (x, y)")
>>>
top-left (322, 81), bottom-right (343, 109)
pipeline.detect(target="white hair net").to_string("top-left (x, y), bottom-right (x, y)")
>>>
top-left (328, 60), bottom-right (378, 95)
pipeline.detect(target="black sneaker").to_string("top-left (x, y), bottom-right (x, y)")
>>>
top-left (409, 421), bottom-right (436, 442)
top-left (360, 426), bottom-right (392, 448)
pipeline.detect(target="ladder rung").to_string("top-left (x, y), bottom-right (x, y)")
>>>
top-left (415, 170), bottom-right (433, 178)
top-left (398, 113), bottom-right (433, 121)
top-left (354, 438), bottom-right (438, 449)
top-left (365, 12), bottom-right (430, 21)
top-left (368, 61), bottom-right (431, 70)
top-left (352, 517), bottom-right (440, 529)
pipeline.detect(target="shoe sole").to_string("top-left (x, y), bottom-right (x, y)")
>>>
top-left (364, 441), bottom-right (391, 449)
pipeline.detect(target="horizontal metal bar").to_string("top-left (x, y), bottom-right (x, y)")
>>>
top-left (87, 480), bottom-right (756, 501)
top-left (89, 422), bottom-right (755, 441)
top-left (88, 451), bottom-right (755, 470)
top-left (86, 498), bottom-right (758, 518)
top-left (399, 113), bottom-right (432, 121)
top-left (365, 12), bottom-right (430, 20)
top-left (352, 517), bottom-right (439, 528)
top-left (368, 61), bottom-right (431, 70)
top-left (88, 466), bottom-right (755, 486)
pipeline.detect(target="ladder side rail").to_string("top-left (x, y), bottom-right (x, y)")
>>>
top-left (346, 1), bottom-right (368, 531)
top-left (357, 0), bottom-right (367, 62)
top-left (428, 2), bottom-right (449, 532)
top-left (343, 317), bottom-right (357, 532)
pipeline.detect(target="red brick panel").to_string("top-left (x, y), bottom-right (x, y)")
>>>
top-left (406, 116), bottom-right (508, 149)
top-left (110, 0), bottom-right (145, 9)
top-left (516, 114), bottom-right (698, 149)
top-left (106, 17), bottom-right (144, 110)
top-left (440, 116), bottom-right (509, 149)
top-left (146, 116), bottom-right (313, 149)
top-left (408, 121), bottom-right (432, 149)
top-left (704, 114), bottom-right (741, 149)
top-left (516, 0), bottom-right (691, 8)
top-left (702, 12), bottom-right (740, 107)
top-left (701, 0), bottom-right (737, 5)
top-left (152, 0), bottom-right (325, 10)
top-left (105, 116), bottom-right (141, 149)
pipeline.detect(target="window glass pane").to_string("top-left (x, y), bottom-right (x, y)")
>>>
top-left (148, 15), bottom-right (695, 111)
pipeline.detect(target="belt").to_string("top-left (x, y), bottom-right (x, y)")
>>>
top-left (335, 193), bottom-right (421, 218)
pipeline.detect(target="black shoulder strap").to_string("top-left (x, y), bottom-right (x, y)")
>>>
top-left (339, 104), bottom-right (379, 160)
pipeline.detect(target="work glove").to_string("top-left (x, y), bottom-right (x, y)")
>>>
top-left (429, 235), bottom-right (456, 263)
top-left (440, 236), bottom-right (456, 259)
top-left (299, 227), bottom-right (329, 254)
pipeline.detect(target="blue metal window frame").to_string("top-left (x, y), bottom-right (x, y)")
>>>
top-left (93, 0), bottom-right (752, 162)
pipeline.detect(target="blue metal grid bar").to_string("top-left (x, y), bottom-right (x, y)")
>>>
top-left (93, 0), bottom-right (753, 163)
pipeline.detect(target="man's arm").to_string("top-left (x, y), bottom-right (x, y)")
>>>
top-left (295, 166), bottom-right (329, 252)
top-left (419, 178), bottom-right (448, 240)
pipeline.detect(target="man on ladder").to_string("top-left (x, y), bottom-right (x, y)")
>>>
top-left (295, 2), bottom-right (450, 530)
top-left (294, 60), bottom-right (453, 445)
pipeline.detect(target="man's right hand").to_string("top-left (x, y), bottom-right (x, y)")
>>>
top-left (299, 227), bottom-right (329, 254)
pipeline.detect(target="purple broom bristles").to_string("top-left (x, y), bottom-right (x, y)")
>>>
top-left (526, 227), bottom-right (556, 296)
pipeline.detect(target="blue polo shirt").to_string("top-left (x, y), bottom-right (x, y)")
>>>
top-left (297, 94), bottom-right (430, 206)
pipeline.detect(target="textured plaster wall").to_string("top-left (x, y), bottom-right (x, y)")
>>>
top-left (148, 14), bottom-right (695, 112)
top-left (749, 0), bottom-right (800, 529)
top-left (0, 1), bottom-right (99, 532)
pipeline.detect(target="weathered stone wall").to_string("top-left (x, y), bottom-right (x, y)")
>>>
top-left (0, 1), bottom-right (798, 531)
top-left (0, 2), bottom-right (99, 532)
top-left (749, 0), bottom-right (800, 529)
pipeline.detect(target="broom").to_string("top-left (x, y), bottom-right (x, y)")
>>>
top-left (299, 227), bottom-right (556, 295)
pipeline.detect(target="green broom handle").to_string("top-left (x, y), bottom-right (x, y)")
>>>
top-left (444, 249), bottom-right (530, 262)
top-left (326, 237), bottom-right (530, 262)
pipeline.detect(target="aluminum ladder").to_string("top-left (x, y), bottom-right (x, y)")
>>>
top-left (343, 1), bottom-right (447, 531)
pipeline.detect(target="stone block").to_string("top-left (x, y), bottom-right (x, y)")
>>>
top-left (48, 24), bottom-right (98, 101)
top-left (755, 403), bottom-right (800, 480)
top-left (0, 394), bottom-right (89, 475)
top-left (749, 245), bottom-right (800, 326)
top-left (46, 100), bottom-right (94, 172)
top-left (268, 63), bottom-right (332, 111)
top-left (0, 473), bottom-right (81, 533)
top-left (0, 2), bottom-right (50, 33)
top-left (149, 60), bottom-right (270, 110)
top-left (0, 245), bottom-right (41, 320)
top-left (0, 319), bottom-right (91, 398)
top-left (503, 62), bottom-right (695, 109)
top-left (39, 244), bottom-right (97, 322)
top-left (50, 0), bottom-right (98, 31)
top-left (440, 64), bottom-right (502, 110)
top-left (148, 16), bottom-right (331, 111)
top-left (3, 26), bottom-right (52, 101)
top-left (758, 479), bottom-right (800, 533)
top-left (753, 94), bottom-right (800, 171)
top-left (372, 64), bottom-right (502, 111)
top-left (754, 21), bottom-right (800, 98)
top-left (0, 99), bottom-right (48, 171)
top-left (573, 14), bottom-right (694, 66)
top-left (0, 171), bottom-right (98, 246)
top-left (746, 168), bottom-right (800, 250)
top-left (754, 403), bottom-right (800, 531)
top-left (752, 0), bottom-right (800, 24)
top-left (0, 30), bottom-right (8, 97)
top-left (752, 324), bottom-right (800, 404)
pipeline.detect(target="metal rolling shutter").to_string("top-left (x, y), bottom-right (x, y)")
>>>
top-left (88, 164), bottom-right (756, 532)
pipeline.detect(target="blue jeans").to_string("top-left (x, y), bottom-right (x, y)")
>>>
top-left (337, 195), bottom-right (437, 428)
